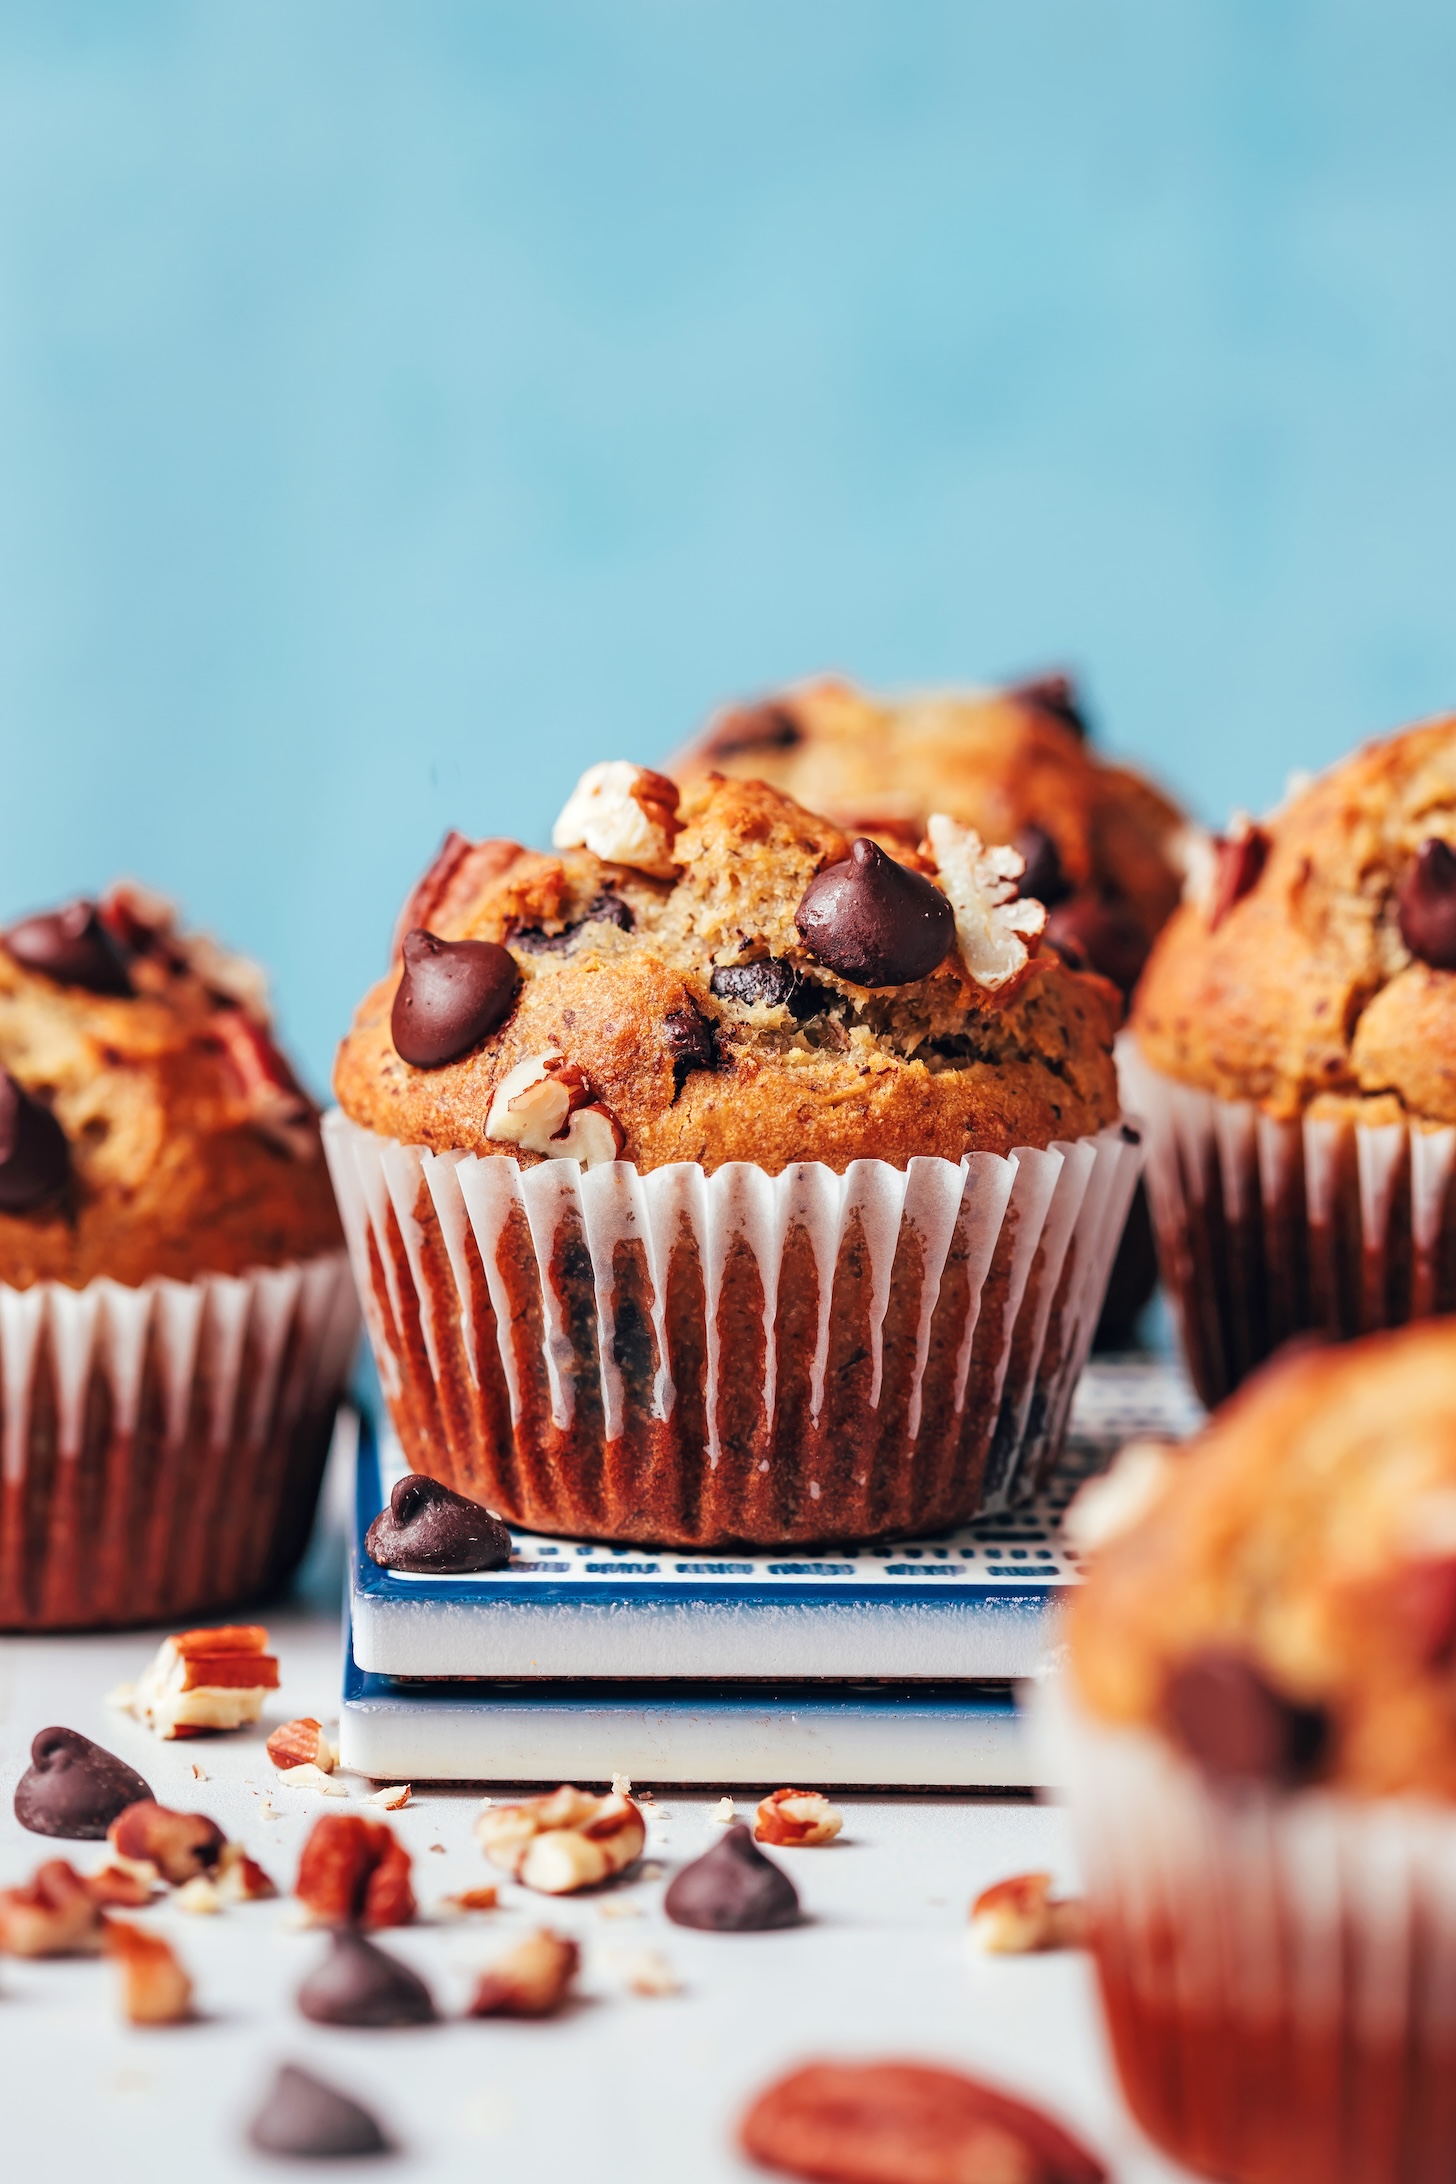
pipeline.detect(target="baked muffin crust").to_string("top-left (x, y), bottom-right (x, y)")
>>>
top-left (335, 773), bottom-right (1122, 1170)
top-left (1069, 1322), bottom-right (1456, 1798)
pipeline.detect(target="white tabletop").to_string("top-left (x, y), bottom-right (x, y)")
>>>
top-left (0, 1509), bottom-right (1193, 2183)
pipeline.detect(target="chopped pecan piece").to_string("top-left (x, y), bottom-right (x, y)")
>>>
top-left (108, 1800), bottom-right (226, 1887)
top-left (474, 1786), bottom-right (645, 1896)
top-left (754, 1789), bottom-right (844, 1848)
top-left (124, 1625), bottom-right (280, 1739)
top-left (266, 1719), bottom-right (337, 1773)
top-left (0, 1860), bottom-right (107, 1956)
top-left (969, 1872), bottom-right (1088, 1954)
top-left (295, 1813), bottom-right (415, 1929)
top-left (467, 1928), bottom-right (580, 2017)
top-left (106, 1920), bottom-right (194, 2024)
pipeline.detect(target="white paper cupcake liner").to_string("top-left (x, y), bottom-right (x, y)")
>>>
top-left (324, 1110), bottom-right (1141, 1548)
top-left (0, 1249), bottom-right (357, 1630)
top-left (1120, 1038), bottom-right (1456, 1405)
top-left (1043, 1681), bottom-right (1456, 2184)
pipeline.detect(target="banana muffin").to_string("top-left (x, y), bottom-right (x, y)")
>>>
top-left (0, 883), bottom-right (355, 1630)
top-left (329, 765), bottom-right (1141, 1547)
top-left (1127, 713), bottom-right (1456, 1402)
top-left (670, 674), bottom-right (1187, 1340)
top-left (1061, 1322), bottom-right (1456, 2183)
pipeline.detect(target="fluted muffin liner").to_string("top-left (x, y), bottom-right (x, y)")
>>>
top-left (0, 1250), bottom-right (358, 1631)
top-left (1121, 1038), bottom-right (1456, 1406)
top-left (1045, 1682), bottom-right (1456, 2184)
top-left (323, 1110), bottom-right (1141, 1548)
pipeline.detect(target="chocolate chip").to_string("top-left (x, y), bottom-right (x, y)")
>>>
top-left (1043, 898), bottom-right (1149, 996)
top-left (664, 1001), bottom-right (720, 1094)
top-left (1005, 672), bottom-right (1090, 741)
top-left (1208, 826), bottom-right (1271, 930)
top-left (511, 892), bottom-right (634, 956)
top-left (365, 1474), bottom-right (512, 1575)
top-left (248, 2064), bottom-right (391, 2159)
top-left (391, 928), bottom-right (520, 1069)
top-left (1397, 838), bottom-right (1456, 970)
top-left (1014, 824), bottom-right (1072, 907)
top-left (297, 1930), bottom-right (437, 2028)
top-left (795, 840), bottom-right (955, 987)
top-left (709, 959), bottom-right (825, 1021)
top-left (1165, 1648), bottom-right (1329, 1787)
top-left (0, 1072), bottom-right (70, 1212)
top-left (703, 702), bottom-right (803, 758)
top-left (4, 900), bottom-right (133, 996)
top-left (663, 1823), bottom-right (800, 1931)
top-left (14, 1727), bottom-right (152, 1840)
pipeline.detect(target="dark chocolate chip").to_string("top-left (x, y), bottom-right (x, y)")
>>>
top-left (365, 1474), bottom-right (513, 1575)
top-left (1397, 838), bottom-right (1456, 970)
top-left (664, 1002), bottom-right (720, 1094)
top-left (0, 1071), bottom-right (70, 1212)
top-left (1013, 824), bottom-right (1072, 908)
top-left (248, 2064), bottom-right (391, 2159)
top-left (709, 959), bottom-right (825, 1021)
top-left (1165, 1648), bottom-right (1329, 1787)
top-left (390, 928), bottom-right (520, 1069)
top-left (297, 1931), bottom-right (438, 2028)
top-left (795, 840), bottom-right (954, 987)
top-left (4, 900), bottom-right (134, 996)
top-left (1208, 826), bottom-right (1271, 931)
top-left (14, 1727), bottom-right (152, 1840)
top-left (1043, 898), bottom-right (1149, 996)
top-left (703, 702), bottom-right (803, 758)
top-left (663, 1823), bottom-right (800, 1932)
top-left (1005, 672), bottom-right (1090, 740)
top-left (511, 892), bottom-right (635, 956)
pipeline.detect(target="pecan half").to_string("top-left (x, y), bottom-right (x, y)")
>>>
top-left (295, 1813), bottom-right (415, 1929)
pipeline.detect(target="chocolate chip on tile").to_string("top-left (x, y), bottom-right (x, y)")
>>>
top-left (1397, 838), bottom-right (1456, 970)
top-left (0, 1072), bottom-right (70, 1212)
top-left (1014, 825), bottom-right (1073, 908)
top-left (1165, 1648), bottom-right (1329, 1787)
top-left (663, 1823), bottom-right (800, 1932)
top-left (664, 1002), bottom-right (719, 1093)
top-left (1005, 672), bottom-right (1090, 741)
top-left (365, 1475), bottom-right (512, 1575)
top-left (4, 900), bottom-right (133, 996)
top-left (248, 2063), bottom-right (391, 2159)
top-left (709, 959), bottom-right (825, 1021)
top-left (14, 1728), bottom-right (152, 1840)
top-left (297, 1930), bottom-right (437, 2028)
top-left (1044, 898), bottom-right (1149, 996)
top-left (795, 839), bottom-right (955, 987)
top-left (391, 929), bottom-right (521, 1069)
top-left (1208, 824), bottom-right (1271, 930)
top-left (704, 702), bottom-right (803, 758)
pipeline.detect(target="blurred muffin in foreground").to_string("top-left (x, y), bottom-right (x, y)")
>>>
top-left (1127, 713), bottom-right (1456, 1402)
top-left (0, 883), bottom-right (355, 1630)
top-left (1059, 1321), bottom-right (1456, 2184)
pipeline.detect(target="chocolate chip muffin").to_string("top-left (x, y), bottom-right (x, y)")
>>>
top-left (0, 884), bottom-right (355, 1631)
top-left (1126, 713), bottom-right (1456, 1402)
top-left (329, 766), bottom-right (1142, 1547)
top-left (670, 674), bottom-right (1187, 1340)
top-left (1059, 1323), bottom-right (1456, 2184)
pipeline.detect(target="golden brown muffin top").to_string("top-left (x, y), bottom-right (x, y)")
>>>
top-left (1134, 715), bottom-right (1456, 1124)
top-left (667, 675), bottom-right (1187, 996)
top-left (1069, 1322), bottom-right (1456, 1800)
top-left (0, 885), bottom-right (340, 1289)
top-left (334, 769), bottom-right (1122, 1173)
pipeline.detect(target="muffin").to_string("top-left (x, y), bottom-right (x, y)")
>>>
top-left (1127, 714), bottom-right (1456, 1404)
top-left (1059, 1322), bottom-right (1456, 2184)
top-left (669, 673), bottom-right (1188, 1341)
top-left (328, 764), bottom-right (1142, 1547)
top-left (0, 884), bottom-right (356, 1630)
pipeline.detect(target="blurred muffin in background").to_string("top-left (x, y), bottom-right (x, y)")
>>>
top-left (0, 883), bottom-right (355, 1631)
top-left (1127, 713), bottom-right (1456, 1403)
top-left (669, 672), bottom-right (1189, 1341)
top-left (1059, 1322), bottom-right (1456, 2184)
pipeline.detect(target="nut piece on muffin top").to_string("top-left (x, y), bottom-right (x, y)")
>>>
top-left (668, 674), bottom-right (1188, 997)
top-left (1069, 1321), bottom-right (1456, 1800)
top-left (334, 765), bottom-right (1124, 1173)
top-left (0, 883), bottom-right (340, 1288)
top-left (1135, 715), bottom-right (1456, 1126)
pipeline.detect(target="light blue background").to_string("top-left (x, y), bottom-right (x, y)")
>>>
top-left (0, 2), bottom-right (1453, 1089)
